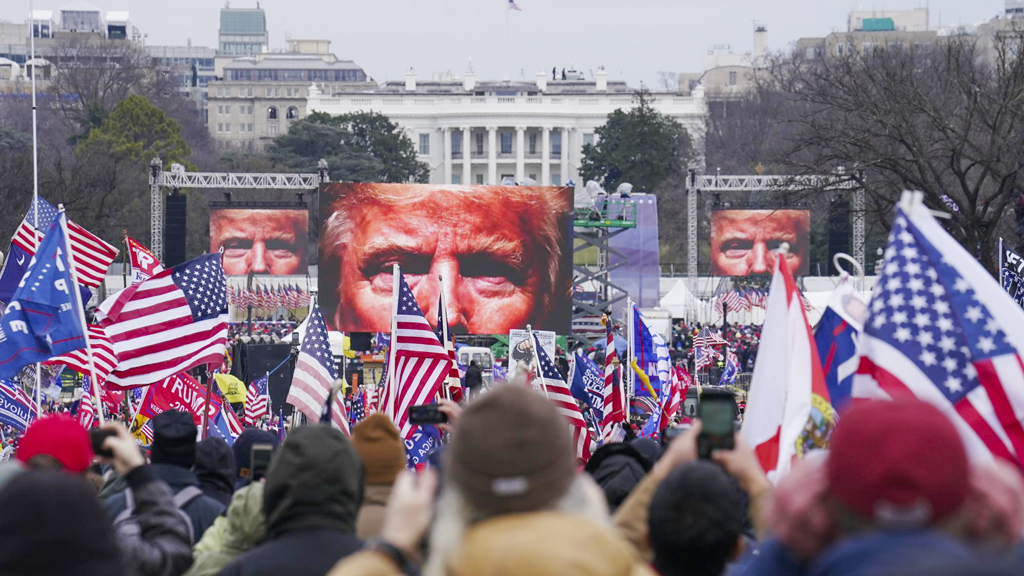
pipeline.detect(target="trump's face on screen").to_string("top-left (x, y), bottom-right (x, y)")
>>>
top-left (210, 209), bottom-right (308, 276)
top-left (710, 210), bottom-right (809, 276)
top-left (319, 183), bottom-right (572, 334)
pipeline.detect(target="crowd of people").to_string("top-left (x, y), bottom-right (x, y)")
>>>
top-left (2, 381), bottom-right (1023, 576)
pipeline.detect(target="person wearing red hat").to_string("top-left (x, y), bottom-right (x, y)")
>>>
top-left (15, 413), bottom-right (94, 473)
top-left (737, 399), bottom-right (1024, 576)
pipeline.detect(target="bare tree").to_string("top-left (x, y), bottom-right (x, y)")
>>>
top-left (765, 27), bottom-right (1024, 269)
top-left (656, 71), bottom-right (680, 93)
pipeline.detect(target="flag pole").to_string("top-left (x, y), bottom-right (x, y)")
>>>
top-left (386, 264), bottom-right (400, 420)
top-left (58, 209), bottom-right (104, 425)
top-left (526, 324), bottom-right (550, 399)
top-left (999, 237), bottom-right (1004, 281)
top-left (626, 297), bottom-right (635, 398)
top-left (438, 275), bottom-right (453, 401)
top-left (29, 0), bottom-right (44, 416)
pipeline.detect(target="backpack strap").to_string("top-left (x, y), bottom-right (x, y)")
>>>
top-left (113, 488), bottom-right (137, 526)
top-left (173, 485), bottom-right (204, 509)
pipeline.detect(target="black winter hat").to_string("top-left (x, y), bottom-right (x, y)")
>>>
top-left (233, 427), bottom-right (280, 482)
top-left (150, 410), bottom-right (198, 469)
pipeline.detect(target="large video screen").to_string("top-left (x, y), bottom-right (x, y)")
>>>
top-left (209, 205), bottom-right (309, 276)
top-left (710, 209), bottom-right (810, 276)
top-left (318, 183), bottom-right (574, 335)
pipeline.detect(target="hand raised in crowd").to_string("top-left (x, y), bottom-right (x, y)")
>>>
top-left (99, 422), bottom-right (146, 477)
top-left (380, 468), bottom-right (439, 557)
top-left (437, 398), bottom-right (463, 434)
top-left (764, 453), bottom-right (835, 561)
top-left (964, 458), bottom-right (1024, 548)
top-left (652, 420), bottom-right (701, 480)
top-left (712, 434), bottom-right (772, 502)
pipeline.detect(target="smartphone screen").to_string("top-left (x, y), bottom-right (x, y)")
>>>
top-left (251, 443), bottom-right (274, 481)
top-left (700, 400), bottom-right (735, 435)
top-left (408, 405), bottom-right (448, 426)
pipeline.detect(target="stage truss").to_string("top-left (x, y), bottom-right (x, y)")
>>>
top-left (685, 172), bottom-right (864, 315)
top-left (148, 158), bottom-right (330, 261)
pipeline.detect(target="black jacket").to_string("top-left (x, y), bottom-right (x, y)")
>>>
top-left (104, 463), bottom-right (227, 543)
top-left (215, 425), bottom-right (364, 576)
top-left (196, 437), bottom-right (237, 507)
top-left (115, 466), bottom-right (195, 576)
top-left (584, 442), bottom-right (653, 512)
top-left (464, 364), bottom-right (483, 389)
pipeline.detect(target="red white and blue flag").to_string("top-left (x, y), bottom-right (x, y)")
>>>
top-left (533, 331), bottom-right (594, 461)
top-left (600, 317), bottom-right (625, 442)
top-left (95, 253), bottom-right (229, 389)
top-left (854, 200), bottom-right (1024, 469)
top-left (383, 270), bottom-right (449, 440)
top-left (44, 325), bottom-right (117, 388)
top-left (78, 379), bottom-right (96, 430)
top-left (286, 299), bottom-right (337, 423)
top-left (244, 374), bottom-right (270, 426)
top-left (508, 0), bottom-right (522, 11)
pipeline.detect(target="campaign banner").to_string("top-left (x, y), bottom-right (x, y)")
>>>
top-left (0, 382), bottom-right (33, 431)
top-left (139, 373), bottom-right (222, 426)
top-left (508, 329), bottom-right (556, 375)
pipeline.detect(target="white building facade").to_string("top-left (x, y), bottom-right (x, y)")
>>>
top-left (307, 69), bottom-right (707, 186)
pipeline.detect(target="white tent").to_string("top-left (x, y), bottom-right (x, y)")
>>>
top-left (659, 280), bottom-right (698, 318)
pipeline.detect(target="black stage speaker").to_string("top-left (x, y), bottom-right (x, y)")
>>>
top-left (164, 193), bottom-right (187, 267)
top-left (828, 197), bottom-right (851, 270)
top-left (349, 332), bottom-right (372, 352)
top-left (240, 343), bottom-right (295, 417)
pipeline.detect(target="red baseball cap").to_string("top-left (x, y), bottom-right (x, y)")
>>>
top-left (827, 399), bottom-right (968, 528)
top-left (16, 415), bottom-right (94, 473)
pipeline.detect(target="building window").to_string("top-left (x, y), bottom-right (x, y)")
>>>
top-left (528, 173), bottom-right (537, 181)
top-left (239, 123), bottom-right (246, 132)
top-left (247, 105), bottom-right (253, 115)
top-left (529, 133), bottom-right (537, 154)
top-left (286, 106), bottom-right (299, 120)
top-left (552, 174), bottom-right (561, 186)
top-left (500, 132), bottom-right (512, 154)
top-left (476, 174), bottom-right (484, 185)
top-left (216, 123), bottom-right (223, 133)
top-left (452, 131), bottom-right (462, 155)
top-left (728, 71), bottom-right (737, 86)
top-left (583, 133), bottom-right (594, 147)
top-left (475, 133), bottom-right (484, 155)
top-left (419, 133), bottom-right (431, 155)
top-left (552, 132), bottom-right (562, 155)
top-left (248, 123), bottom-right (254, 133)
top-left (268, 124), bottom-right (278, 135)
top-left (225, 124), bottom-right (231, 133)
top-left (225, 105), bottom-right (231, 115)
top-left (452, 174), bottom-right (461, 185)
top-left (217, 105), bottom-right (223, 114)
top-left (286, 88), bottom-right (292, 97)
top-left (247, 88), bottom-right (253, 97)
top-left (268, 107), bottom-right (278, 119)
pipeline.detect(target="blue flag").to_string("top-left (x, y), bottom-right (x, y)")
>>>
top-left (0, 200), bottom-right (91, 306)
top-left (0, 380), bottom-right (34, 431)
top-left (570, 351), bottom-right (605, 422)
top-left (207, 410), bottom-right (237, 446)
top-left (404, 425), bottom-right (441, 468)
top-left (813, 282), bottom-right (866, 411)
top-left (632, 305), bottom-right (666, 397)
top-left (0, 214), bottom-right (87, 378)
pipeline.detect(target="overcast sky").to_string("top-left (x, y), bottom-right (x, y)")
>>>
top-left (1, 0), bottom-right (1006, 87)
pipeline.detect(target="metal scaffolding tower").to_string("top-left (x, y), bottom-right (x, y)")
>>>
top-left (571, 198), bottom-right (637, 344)
top-left (148, 158), bottom-right (329, 261)
top-left (685, 173), bottom-right (863, 309)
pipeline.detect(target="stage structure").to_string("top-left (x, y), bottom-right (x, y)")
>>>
top-left (148, 158), bottom-right (330, 262)
top-left (685, 171), bottom-right (863, 316)
top-left (572, 198), bottom-right (637, 345)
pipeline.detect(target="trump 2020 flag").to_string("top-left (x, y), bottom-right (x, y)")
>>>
top-left (814, 279), bottom-right (868, 411)
top-left (570, 351), bottom-right (606, 422)
top-left (855, 195), bottom-right (1024, 469)
top-left (0, 213), bottom-right (87, 378)
top-left (0, 379), bottom-right (35, 431)
top-left (742, 253), bottom-right (835, 483)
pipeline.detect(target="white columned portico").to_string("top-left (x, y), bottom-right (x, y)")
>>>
top-left (541, 126), bottom-right (551, 186)
top-left (443, 127), bottom-right (452, 184)
top-left (461, 126), bottom-right (471, 185)
top-left (560, 127), bottom-right (570, 186)
top-left (515, 126), bottom-right (526, 183)
top-left (487, 126), bottom-right (497, 184)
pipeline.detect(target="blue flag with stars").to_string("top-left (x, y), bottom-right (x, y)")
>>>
top-left (0, 213), bottom-right (86, 378)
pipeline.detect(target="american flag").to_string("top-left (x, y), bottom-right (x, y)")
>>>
top-left (854, 204), bottom-right (1024, 469)
top-left (694, 346), bottom-right (716, 371)
top-left (667, 366), bottom-right (691, 418)
top-left (286, 299), bottom-right (337, 423)
top-left (532, 332), bottom-right (594, 461)
top-left (12, 197), bottom-right (118, 288)
top-left (44, 325), bottom-right (117, 388)
top-left (244, 374), bottom-right (270, 426)
top-left (350, 389), bottom-right (366, 427)
top-left (382, 269), bottom-right (449, 440)
top-left (221, 403), bottom-right (245, 437)
top-left (436, 289), bottom-right (460, 391)
top-left (330, 389), bottom-right (350, 435)
top-left (601, 317), bottom-right (625, 442)
top-left (734, 289), bottom-right (752, 312)
top-left (79, 380), bottom-right (96, 429)
top-left (95, 254), bottom-right (228, 388)
top-left (693, 327), bottom-right (728, 348)
top-left (508, 0), bottom-right (522, 10)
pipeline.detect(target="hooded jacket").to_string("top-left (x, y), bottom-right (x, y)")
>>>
top-left (185, 483), bottom-right (266, 576)
top-left (195, 438), bottom-right (237, 507)
top-left (585, 443), bottom-right (652, 512)
top-left (327, 511), bottom-right (656, 576)
top-left (215, 425), bottom-right (365, 576)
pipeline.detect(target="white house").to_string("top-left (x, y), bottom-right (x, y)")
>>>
top-left (306, 68), bottom-right (707, 186)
